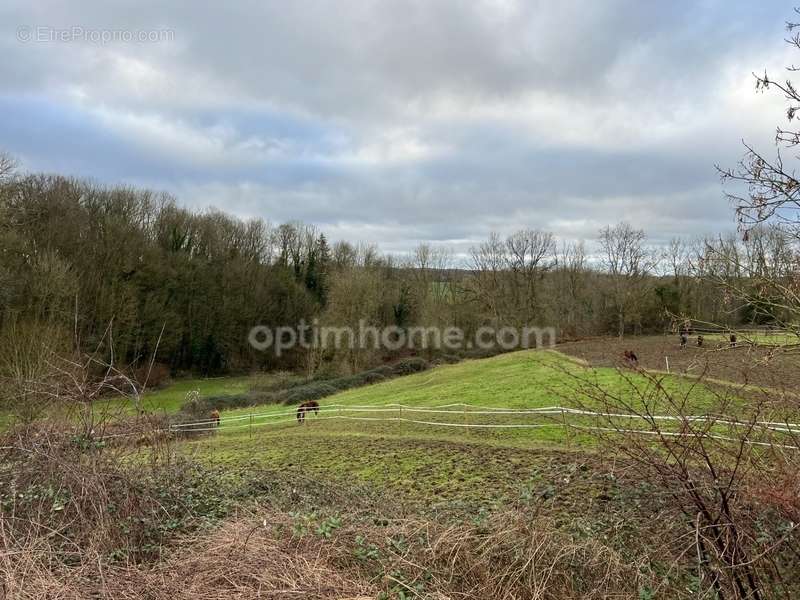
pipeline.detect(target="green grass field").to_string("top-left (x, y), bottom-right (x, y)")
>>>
top-left (213, 349), bottom-right (735, 430)
top-left (172, 349), bottom-right (783, 503)
top-left (4, 348), bottom-right (789, 503)
top-left (702, 331), bottom-right (799, 346)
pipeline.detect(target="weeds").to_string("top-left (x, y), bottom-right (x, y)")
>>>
top-left (0, 430), bottom-right (653, 600)
top-left (0, 423), bottom-right (238, 565)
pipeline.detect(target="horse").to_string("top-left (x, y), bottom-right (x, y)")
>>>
top-left (622, 350), bottom-right (638, 367)
top-left (297, 400), bottom-right (320, 424)
top-left (210, 409), bottom-right (220, 427)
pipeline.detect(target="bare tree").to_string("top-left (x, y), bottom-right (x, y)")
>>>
top-left (408, 243), bottom-right (453, 327)
top-left (665, 237), bottom-right (690, 279)
top-left (598, 222), bottom-right (656, 338)
top-left (714, 9), bottom-right (800, 334)
top-left (718, 8), bottom-right (800, 242)
top-left (0, 152), bottom-right (16, 181)
top-left (505, 229), bottom-right (555, 325)
top-left (550, 241), bottom-right (593, 337)
top-left (701, 226), bottom-right (800, 331)
top-left (719, 9), bottom-right (800, 242)
top-left (469, 232), bottom-right (507, 323)
top-left (468, 229), bottom-right (555, 327)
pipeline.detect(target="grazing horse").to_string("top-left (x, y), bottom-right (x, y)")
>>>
top-left (210, 409), bottom-right (220, 427)
top-left (623, 350), bottom-right (639, 367)
top-left (297, 400), bottom-right (320, 424)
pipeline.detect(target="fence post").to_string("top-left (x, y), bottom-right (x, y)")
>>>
top-left (249, 413), bottom-right (253, 439)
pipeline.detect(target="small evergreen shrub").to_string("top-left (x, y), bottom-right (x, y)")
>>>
top-left (284, 383), bottom-right (338, 404)
top-left (391, 357), bottom-right (430, 375)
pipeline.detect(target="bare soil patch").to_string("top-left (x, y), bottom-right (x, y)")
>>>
top-left (557, 335), bottom-right (800, 392)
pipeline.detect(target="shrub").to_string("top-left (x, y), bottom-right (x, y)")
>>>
top-left (285, 383), bottom-right (338, 405)
top-left (371, 365), bottom-right (395, 377)
top-left (461, 346), bottom-right (504, 360)
top-left (0, 424), bottom-right (234, 563)
top-left (391, 357), bottom-right (430, 376)
top-left (323, 376), bottom-right (356, 391)
top-left (353, 371), bottom-right (387, 385)
top-left (438, 353), bottom-right (462, 364)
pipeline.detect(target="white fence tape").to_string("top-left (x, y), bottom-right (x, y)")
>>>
top-left (166, 403), bottom-right (800, 434)
top-left (86, 402), bottom-right (800, 450)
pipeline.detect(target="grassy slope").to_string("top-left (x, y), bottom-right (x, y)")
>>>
top-left (219, 349), bottom-right (726, 421)
top-left (179, 349), bottom-right (752, 504)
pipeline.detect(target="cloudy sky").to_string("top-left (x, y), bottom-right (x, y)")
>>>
top-left (0, 1), bottom-right (793, 255)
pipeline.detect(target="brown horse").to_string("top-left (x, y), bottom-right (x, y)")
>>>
top-left (210, 409), bottom-right (220, 427)
top-left (623, 350), bottom-right (638, 367)
top-left (297, 400), bottom-right (320, 424)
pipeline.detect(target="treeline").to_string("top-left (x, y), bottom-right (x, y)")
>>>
top-left (0, 174), bottom-right (319, 374)
top-left (0, 170), bottom-right (793, 379)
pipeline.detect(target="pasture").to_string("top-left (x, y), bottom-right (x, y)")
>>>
top-left (160, 340), bottom-right (797, 509)
top-left (7, 336), bottom-right (799, 598)
top-left (7, 335), bottom-right (792, 508)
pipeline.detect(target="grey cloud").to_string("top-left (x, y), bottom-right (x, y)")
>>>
top-left (0, 0), bottom-right (790, 254)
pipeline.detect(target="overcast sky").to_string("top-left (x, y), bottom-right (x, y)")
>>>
top-left (0, 1), bottom-right (793, 256)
